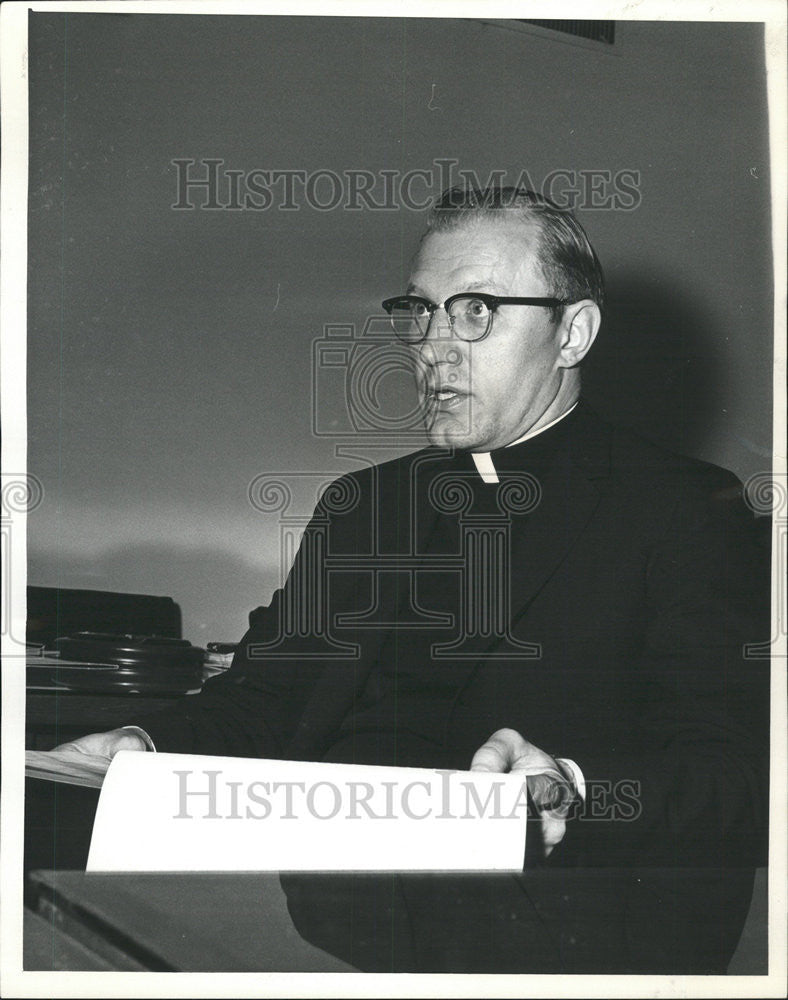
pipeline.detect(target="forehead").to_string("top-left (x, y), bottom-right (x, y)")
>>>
top-left (409, 215), bottom-right (545, 296)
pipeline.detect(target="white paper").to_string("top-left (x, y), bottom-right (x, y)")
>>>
top-left (86, 752), bottom-right (528, 872)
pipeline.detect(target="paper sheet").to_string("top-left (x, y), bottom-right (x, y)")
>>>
top-left (86, 752), bottom-right (529, 872)
top-left (25, 748), bottom-right (111, 789)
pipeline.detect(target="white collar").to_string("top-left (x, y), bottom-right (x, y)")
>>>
top-left (470, 401), bottom-right (579, 484)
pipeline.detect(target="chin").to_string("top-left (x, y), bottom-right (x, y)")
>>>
top-left (425, 416), bottom-right (483, 451)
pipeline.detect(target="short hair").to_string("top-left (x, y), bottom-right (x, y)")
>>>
top-left (423, 185), bottom-right (605, 322)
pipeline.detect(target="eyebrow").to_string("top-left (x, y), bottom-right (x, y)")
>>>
top-left (405, 280), bottom-right (505, 298)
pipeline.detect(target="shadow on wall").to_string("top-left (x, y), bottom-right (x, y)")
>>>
top-left (583, 269), bottom-right (725, 464)
top-left (30, 542), bottom-right (282, 645)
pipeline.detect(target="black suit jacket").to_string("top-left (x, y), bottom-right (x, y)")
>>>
top-left (135, 403), bottom-right (770, 971)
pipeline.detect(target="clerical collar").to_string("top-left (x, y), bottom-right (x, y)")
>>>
top-left (470, 401), bottom-right (579, 484)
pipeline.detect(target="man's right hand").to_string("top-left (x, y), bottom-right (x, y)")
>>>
top-left (53, 728), bottom-right (147, 758)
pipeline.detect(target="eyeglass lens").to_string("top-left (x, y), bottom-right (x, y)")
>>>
top-left (389, 296), bottom-right (492, 344)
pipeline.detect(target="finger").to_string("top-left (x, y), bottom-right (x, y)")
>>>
top-left (494, 739), bottom-right (575, 814)
top-left (527, 771), bottom-right (574, 815)
top-left (508, 742), bottom-right (560, 776)
top-left (506, 745), bottom-right (575, 814)
top-left (542, 814), bottom-right (568, 855)
top-left (470, 728), bottom-right (529, 771)
top-left (52, 740), bottom-right (91, 756)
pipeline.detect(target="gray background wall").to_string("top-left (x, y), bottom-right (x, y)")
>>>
top-left (27, 14), bottom-right (773, 644)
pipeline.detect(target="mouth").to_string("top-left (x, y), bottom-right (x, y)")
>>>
top-left (424, 386), bottom-right (468, 411)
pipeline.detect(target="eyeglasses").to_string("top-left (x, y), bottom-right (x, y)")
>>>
top-left (381, 292), bottom-right (570, 345)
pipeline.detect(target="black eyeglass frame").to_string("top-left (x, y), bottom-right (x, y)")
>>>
top-left (381, 292), bottom-right (573, 344)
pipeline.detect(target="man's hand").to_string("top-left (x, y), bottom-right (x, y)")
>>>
top-left (470, 728), bottom-right (576, 857)
top-left (53, 728), bottom-right (148, 759)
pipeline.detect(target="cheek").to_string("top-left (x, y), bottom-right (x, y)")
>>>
top-left (474, 345), bottom-right (541, 406)
top-left (489, 331), bottom-right (556, 390)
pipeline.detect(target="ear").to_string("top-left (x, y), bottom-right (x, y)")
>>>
top-left (556, 300), bottom-right (601, 368)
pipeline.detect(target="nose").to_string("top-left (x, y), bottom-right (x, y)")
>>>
top-left (414, 304), bottom-right (457, 364)
top-left (413, 326), bottom-right (466, 392)
top-left (426, 303), bottom-right (454, 338)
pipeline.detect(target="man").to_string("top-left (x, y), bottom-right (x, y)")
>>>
top-left (59, 186), bottom-right (769, 973)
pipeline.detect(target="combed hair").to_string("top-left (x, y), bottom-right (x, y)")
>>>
top-left (425, 185), bottom-right (605, 321)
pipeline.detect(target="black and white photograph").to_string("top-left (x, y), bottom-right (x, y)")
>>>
top-left (1, 1), bottom-right (785, 995)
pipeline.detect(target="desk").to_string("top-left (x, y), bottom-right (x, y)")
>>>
top-left (27, 868), bottom-right (684, 974)
top-left (24, 867), bottom-right (765, 974)
top-left (25, 870), bottom-right (356, 972)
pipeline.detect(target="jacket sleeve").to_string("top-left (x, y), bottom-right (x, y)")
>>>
top-left (129, 597), bottom-right (319, 759)
top-left (558, 468), bottom-right (771, 868)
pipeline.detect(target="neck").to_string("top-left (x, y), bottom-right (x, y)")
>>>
top-left (524, 384), bottom-right (580, 441)
top-left (487, 375), bottom-right (580, 452)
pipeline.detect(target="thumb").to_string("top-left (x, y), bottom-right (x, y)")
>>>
top-left (525, 771), bottom-right (574, 816)
top-left (470, 728), bottom-right (530, 772)
top-left (506, 748), bottom-right (576, 816)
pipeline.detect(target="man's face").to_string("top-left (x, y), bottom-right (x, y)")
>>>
top-left (407, 216), bottom-right (568, 452)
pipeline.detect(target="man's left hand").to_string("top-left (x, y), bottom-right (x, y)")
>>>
top-left (470, 728), bottom-right (576, 857)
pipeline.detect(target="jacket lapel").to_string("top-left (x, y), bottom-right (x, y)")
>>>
top-left (506, 446), bottom-right (603, 625)
top-left (337, 447), bottom-right (461, 673)
top-left (454, 404), bottom-right (612, 669)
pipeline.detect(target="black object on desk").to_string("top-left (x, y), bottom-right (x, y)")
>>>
top-left (40, 632), bottom-right (206, 695)
top-left (27, 586), bottom-right (182, 646)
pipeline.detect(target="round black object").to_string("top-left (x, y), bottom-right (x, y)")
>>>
top-left (53, 632), bottom-right (205, 670)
